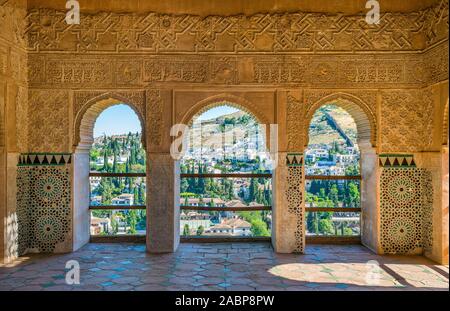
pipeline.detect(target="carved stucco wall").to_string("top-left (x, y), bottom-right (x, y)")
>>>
top-left (381, 88), bottom-right (436, 153)
top-left (0, 0), bottom-right (28, 263)
top-left (0, 0), bottom-right (448, 257)
top-left (0, 0), bottom-right (28, 154)
top-left (22, 2), bottom-right (448, 154)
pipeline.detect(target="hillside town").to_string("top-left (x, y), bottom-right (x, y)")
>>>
top-left (89, 105), bottom-right (361, 237)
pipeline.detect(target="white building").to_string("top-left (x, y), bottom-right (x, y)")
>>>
top-left (206, 217), bottom-right (252, 236)
top-left (111, 193), bottom-right (134, 206)
top-left (90, 216), bottom-right (112, 235)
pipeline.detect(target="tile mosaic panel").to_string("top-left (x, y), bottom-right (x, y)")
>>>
top-left (380, 167), bottom-right (433, 255)
top-left (17, 154), bottom-right (71, 255)
top-left (379, 154), bottom-right (416, 168)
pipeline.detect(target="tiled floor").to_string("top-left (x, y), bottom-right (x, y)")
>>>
top-left (0, 243), bottom-right (448, 291)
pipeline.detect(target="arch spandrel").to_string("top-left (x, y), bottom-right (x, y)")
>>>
top-left (73, 92), bottom-right (146, 152)
top-left (304, 92), bottom-right (377, 149)
top-left (177, 93), bottom-right (272, 151)
top-left (179, 93), bottom-right (271, 127)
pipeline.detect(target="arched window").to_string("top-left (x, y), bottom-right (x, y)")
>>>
top-left (88, 104), bottom-right (146, 238)
top-left (179, 105), bottom-right (273, 239)
top-left (305, 105), bottom-right (361, 241)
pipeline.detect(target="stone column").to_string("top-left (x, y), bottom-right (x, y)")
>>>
top-left (145, 89), bottom-right (180, 253)
top-left (416, 151), bottom-right (449, 264)
top-left (5, 153), bottom-right (19, 261)
top-left (272, 90), bottom-right (306, 253)
top-left (360, 143), bottom-right (380, 253)
top-left (146, 153), bottom-right (180, 253)
top-left (72, 150), bottom-right (90, 251)
top-left (272, 152), bottom-right (305, 253)
top-left (1, 152), bottom-right (19, 263)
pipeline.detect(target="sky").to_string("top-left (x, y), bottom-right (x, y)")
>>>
top-left (93, 104), bottom-right (142, 138)
top-left (94, 104), bottom-right (239, 138)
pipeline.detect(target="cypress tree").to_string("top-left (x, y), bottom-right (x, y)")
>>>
top-left (102, 149), bottom-right (109, 172)
top-left (249, 178), bottom-right (258, 202)
top-left (133, 187), bottom-right (139, 206)
top-left (198, 163), bottom-right (205, 194)
top-left (138, 184), bottom-right (145, 205)
top-left (112, 152), bottom-right (117, 173)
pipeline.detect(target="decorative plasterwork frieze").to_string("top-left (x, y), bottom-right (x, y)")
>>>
top-left (25, 0), bottom-right (448, 53)
top-left (27, 45), bottom-right (449, 88)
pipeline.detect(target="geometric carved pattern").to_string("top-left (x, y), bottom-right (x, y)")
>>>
top-left (18, 153), bottom-right (72, 166)
top-left (286, 95), bottom-right (304, 152)
top-left (286, 153), bottom-right (304, 167)
top-left (380, 168), bottom-right (433, 254)
top-left (27, 50), bottom-right (449, 89)
top-left (15, 86), bottom-right (28, 152)
top-left (379, 154), bottom-right (416, 168)
top-left (285, 154), bottom-right (304, 253)
top-left (17, 164), bottom-right (71, 255)
top-left (423, 0), bottom-right (449, 48)
top-left (26, 1), bottom-right (448, 53)
top-left (146, 90), bottom-right (164, 147)
top-left (381, 88), bottom-right (435, 153)
top-left (28, 90), bottom-right (70, 153)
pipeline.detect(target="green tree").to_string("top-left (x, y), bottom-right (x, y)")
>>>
top-left (102, 149), bottom-right (110, 172)
top-left (196, 225), bottom-right (204, 236)
top-left (138, 184), bottom-right (145, 205)
top-left (127, 210), bottom-right (138, 234)
top-left (249, 178), bottom-right (258, 202)
top-left (250, 219), bottom-right (270, 236)
top-left (329, 184), bottom-right (339, 207)
top-left (307, 212), bottom-right (318, 234)
top-left (133, 187), bottom-right (139, 206)
top-left (197, 163), bottom-right (205, 193)
top-left (183, 224), bottom-right (190, 236)
top-left (348, 182), bottom-right (360, 208)
top-left (318, 218), bottom-right (334, 235)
